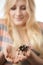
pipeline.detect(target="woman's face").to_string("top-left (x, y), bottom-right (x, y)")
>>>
top-left (9, 0), bottom-right (30, 26)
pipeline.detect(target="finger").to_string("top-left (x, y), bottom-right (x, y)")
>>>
top-left (24, 49), bottom-right (31, 58)
top-left (6, 57), bottom-right (13, 63)
top-left (3, 49), bottom-right (8, 58)
top-left (18, 54), bottom-right (27, 61)
top-left (18, 51), bottom-right (27, 61)
top-left (12, 50), bottom-right (20, 63)
top-left (13, 58), bottom-right (20, 64)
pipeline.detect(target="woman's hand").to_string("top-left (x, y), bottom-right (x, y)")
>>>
top-left (5, 45), bottom-right (31, 64)
top-left (4, 45), bottom-right (19, 63)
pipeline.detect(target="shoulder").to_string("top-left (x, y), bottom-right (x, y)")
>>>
top-left (37, 21), bottom-right (43, 30)
top-left (37, 22), bottom-right (43, 58)
top-left (0, 19), bottom-right (12, 48)
top-left (0, 19), bottom-right (8, 32)
top-left (32, 21), bottom-right (43, 34)
top-left (37, 21), bottom-right (43, 34)
top-left (0, 19), bottom-right (8, 37)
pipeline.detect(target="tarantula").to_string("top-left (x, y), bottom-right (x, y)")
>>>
top-left (19, 45), bottom-right (40, 56)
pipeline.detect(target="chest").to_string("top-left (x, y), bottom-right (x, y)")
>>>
top-left (18, 30), bottom-right (30, 45)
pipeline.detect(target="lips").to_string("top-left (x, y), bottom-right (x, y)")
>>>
top-left (15, 17), bottom-right (23, 21)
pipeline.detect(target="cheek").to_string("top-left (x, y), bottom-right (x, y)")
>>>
top-left (9, 11), bottom-right (15, 18)
top-left (23, 12), bottom-right (30, 21)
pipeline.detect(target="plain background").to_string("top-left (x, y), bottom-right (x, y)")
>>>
top-left (0, 0), bottom-right (43, 22)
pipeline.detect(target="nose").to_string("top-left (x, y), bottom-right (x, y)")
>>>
top-left (16, 8), bottom-right (21, 16)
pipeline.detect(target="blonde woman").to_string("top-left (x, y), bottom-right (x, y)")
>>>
top-left (0, 0), bottom-right (43, 65)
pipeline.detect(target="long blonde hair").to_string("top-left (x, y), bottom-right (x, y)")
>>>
top-left (5, 0), bottom-right (43, 55)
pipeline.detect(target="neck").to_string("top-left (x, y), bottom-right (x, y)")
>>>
top-left (15, 24), bottom-right (27, 32)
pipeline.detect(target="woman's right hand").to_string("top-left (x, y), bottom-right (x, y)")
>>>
top-left (3, 44), bottom-right (22, 64)
top-left (3, 45), bottom-right (17, 63)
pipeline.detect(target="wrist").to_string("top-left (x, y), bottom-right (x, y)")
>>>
top-left (0, 51), bottom-right (6, 65)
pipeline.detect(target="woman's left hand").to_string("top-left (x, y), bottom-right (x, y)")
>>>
top-left (17, 48), bottom-right (31, 62)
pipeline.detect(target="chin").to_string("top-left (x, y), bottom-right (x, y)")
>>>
top-left (14, 21), bottom-right (25, 26)
top-left (15, 23), bottom-right (23, 26)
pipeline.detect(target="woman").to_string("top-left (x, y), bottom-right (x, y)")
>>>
top-left (0, 0), bottom-right (43, 65)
